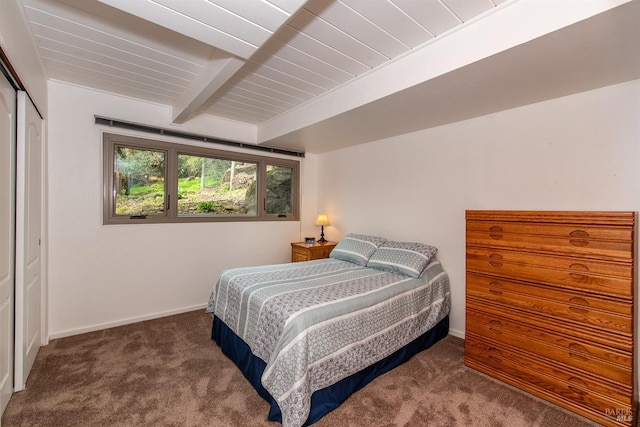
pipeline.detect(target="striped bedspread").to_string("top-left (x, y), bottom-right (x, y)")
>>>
top-left (206, 257), bottom-right (450, 427)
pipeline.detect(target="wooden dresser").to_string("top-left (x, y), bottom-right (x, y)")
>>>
top-left (465, 210), bottom-right (635, 427)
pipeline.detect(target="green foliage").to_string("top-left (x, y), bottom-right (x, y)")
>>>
top-left (177, 155), bottom-right (231, 183)
top-left (178, 155), bottom-right (203, 179)
top-left (115, 193), bottom-right (164, 215)
top-left (129, 183), bottom-right (164, 197)
top-left (196, 201), bottom-right (216, 212)
top-left (178, 176), bottom-right (221, 193)
top-left (115, 161), bottom-right (259, 216)
top-left (116, 147), bottom-right (165, 187)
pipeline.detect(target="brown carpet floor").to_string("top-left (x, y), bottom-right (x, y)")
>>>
top-left (2, 310), bottom-right (600, 427)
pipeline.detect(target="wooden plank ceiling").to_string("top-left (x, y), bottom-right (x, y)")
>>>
top-left (20, 0), bottom-right (638, 153)
top-left (20, 0), bottom-right (503, 126)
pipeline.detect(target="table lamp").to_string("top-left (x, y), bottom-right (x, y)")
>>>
top-left (315, 213), bottom-right (330, 243)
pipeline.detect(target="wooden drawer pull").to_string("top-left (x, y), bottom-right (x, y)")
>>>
top-left (568, 305), bottom-right (589, 315)
top-left (568, 377), bottom-right (588, 389)
top-left (568, 343), bottom-right (590, 362)
top-left (568, 264), bottom-right (589, 283)
top-left (569, 230), bottom-right (590, 247)
top-left (487, 347), bottom-right (502, 363)
top-left (569, 352), bottom-right (589, 362)
top-left (489, 254), bottom-right (504, 267)
top-left (568, 297), bottom-right (589, 306)
top-left (568, 296), bottom-right (589, 314)
top-left (569, 343), bottom-right (589, 353)
top-left (488, 320), bottom-right (503, 335)
top-left (489, 226), bottom-right (504, 240)
top-left (569, 263), bottom-right (589, 272)
top-left (568, 385), bottom-right (589, 396)
top-left (488, 282), bottom-right (504, 296)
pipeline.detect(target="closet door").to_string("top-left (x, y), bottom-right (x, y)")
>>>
top-left (0, 70), bottom-right (16, 414)
top-left (15, 91), bottom-right (42, 391)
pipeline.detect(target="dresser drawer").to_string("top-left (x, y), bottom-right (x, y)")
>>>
top-left (466, 220), bottom-right (633, 260)
top-left (466, 273), bottom-right (633, 335)
top-left (466, 299), bottom-right (632, 353)
top-left (466, 309), bottom-right (632, 386)
top-left (466, 247), bottom-right (632, 298)
top-left (465, 335), bottom-right (634, 425)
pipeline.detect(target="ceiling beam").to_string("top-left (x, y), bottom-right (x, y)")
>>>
top-left (258, 0), bottom-right (632, 145)
top-left (172, 51), bottom-right (245, 124)
top-left (96, 0), bottom-right (311, 125)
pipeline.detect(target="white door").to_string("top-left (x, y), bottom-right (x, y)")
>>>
top-left (0, 71), bottom-right (16, 413)
top-left (15, 91), bottom-right (42, 391)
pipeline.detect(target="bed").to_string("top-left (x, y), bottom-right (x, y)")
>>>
top-left (206, 234), bottom-right (451, 427)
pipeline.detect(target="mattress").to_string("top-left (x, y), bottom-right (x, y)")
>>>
top-left (206, 257), bottom-right (450, 427)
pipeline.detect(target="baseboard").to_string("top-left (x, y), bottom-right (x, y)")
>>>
top-left (49, 308), bottom-right (466, 341)
top-left (448, 327), bottom-right (465, 339)
top-left (48, 303), bottom-right (208, 340)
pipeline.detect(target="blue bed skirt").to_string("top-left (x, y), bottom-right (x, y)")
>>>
top-left (212, 315), bottom-right (449, 426)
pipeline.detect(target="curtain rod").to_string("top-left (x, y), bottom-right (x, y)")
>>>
top-left (94, 115), bottom-right (305, 158)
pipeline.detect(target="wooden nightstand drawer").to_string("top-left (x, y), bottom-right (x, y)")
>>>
top-left (292, 248), bottom-right (310, 262)
top-left (291, 242), bottom-right (337, 262)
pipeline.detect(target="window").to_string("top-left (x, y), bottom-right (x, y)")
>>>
top-left (103, 133), bottom-right (299, 224)
top-left (176, 154), bottom-right (258, 217)
top-left (265, 164), bottom-right (294, 216)
top-left (114, 145), bottom-right (167, 217)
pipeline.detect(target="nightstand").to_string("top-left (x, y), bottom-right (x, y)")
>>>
top-left (291, 241), bottom-right (337, 262)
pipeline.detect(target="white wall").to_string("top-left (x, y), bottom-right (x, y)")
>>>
top-left (317, 80), bottom-right (640, 338)
top-left (300, 153), bottom-right (322, 239)
top-left (48, 77), bottom-right (640, 343)
top-left (47, 81), bottom-right (311, 338)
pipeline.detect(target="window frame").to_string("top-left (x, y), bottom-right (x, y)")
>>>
top-left (103, 132), bottom-right (300, 225)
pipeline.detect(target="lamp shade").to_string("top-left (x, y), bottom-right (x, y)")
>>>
top-left (315, 213), bottom-right (330, 226)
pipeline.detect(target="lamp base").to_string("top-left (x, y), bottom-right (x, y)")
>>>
top-left (318, 225), bottom-right (327, 243)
